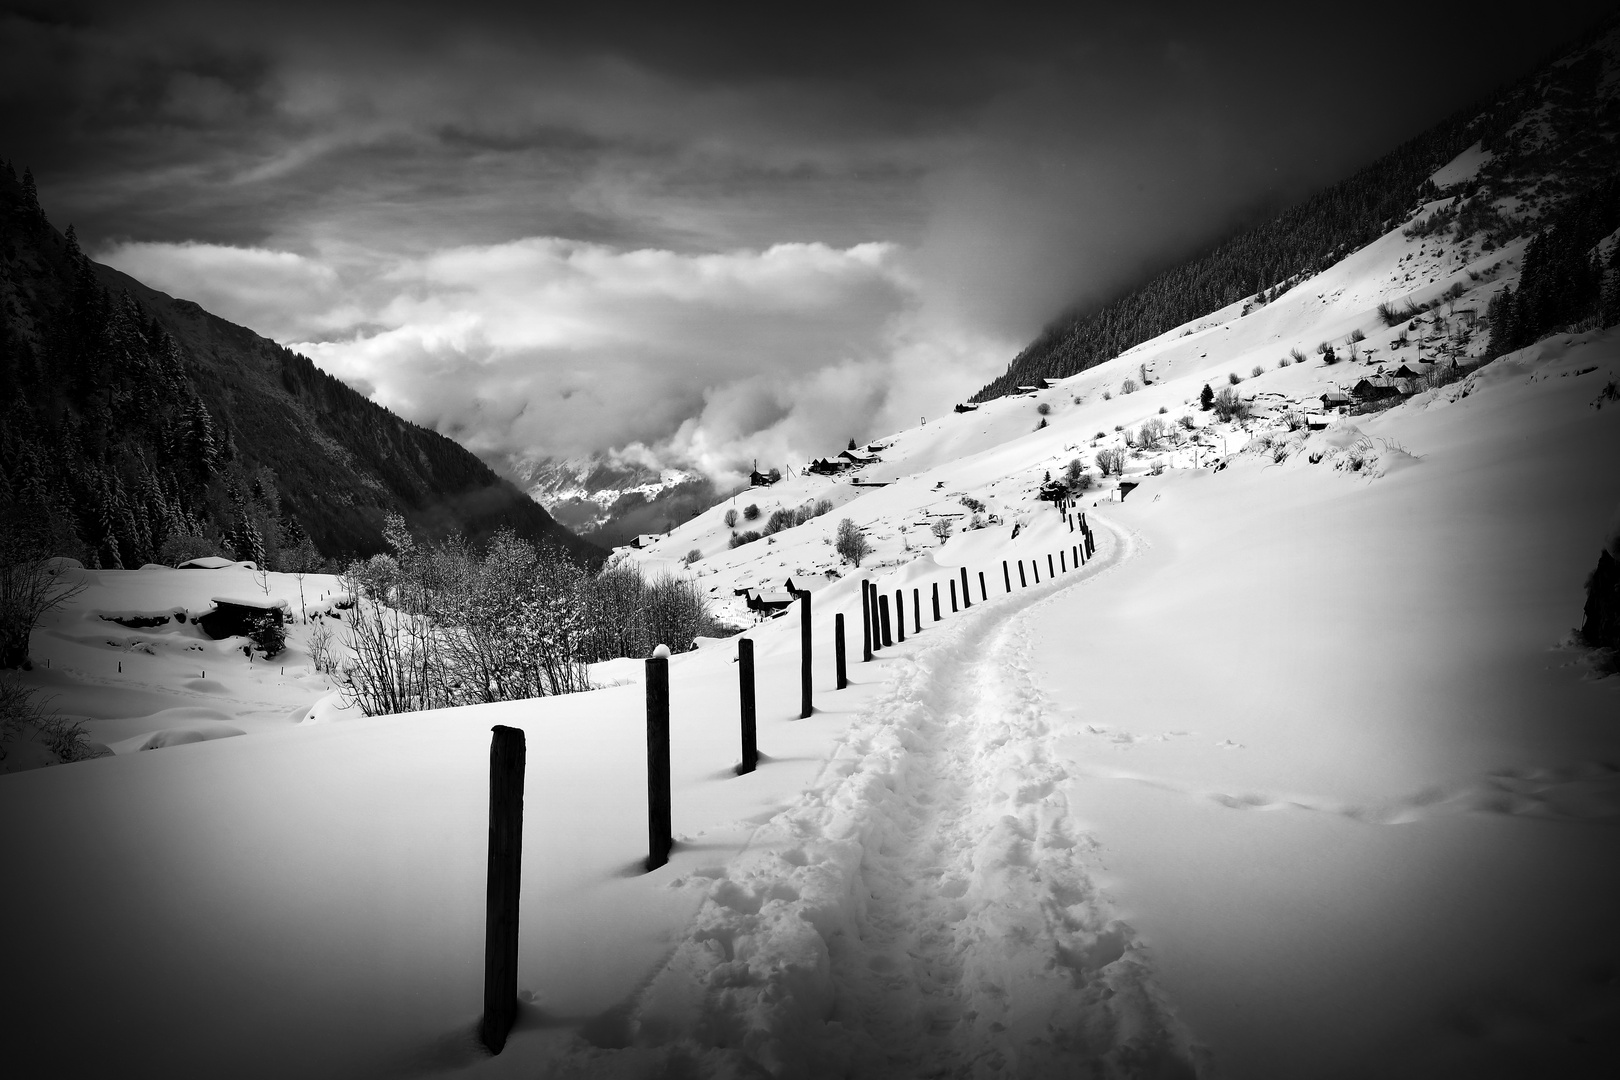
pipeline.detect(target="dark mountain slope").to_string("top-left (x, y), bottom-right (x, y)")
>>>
top-left (0, 165), bottom-right (602, 568)
top-left (975, 16), bottom-right (1620, 402)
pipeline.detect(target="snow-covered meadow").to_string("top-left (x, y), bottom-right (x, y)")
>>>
top-left (4, 145), bottom-right (1619, 1078)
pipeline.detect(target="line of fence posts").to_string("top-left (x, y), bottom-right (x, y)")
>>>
top-left (491, 534), bottom-right (1119, 1047)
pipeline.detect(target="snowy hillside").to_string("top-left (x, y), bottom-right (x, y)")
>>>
top-left (3, 141), bottom-right (1619, 1079)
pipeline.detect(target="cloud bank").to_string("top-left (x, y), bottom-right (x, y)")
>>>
top-left (101, 235), bottom-right (1009, 484)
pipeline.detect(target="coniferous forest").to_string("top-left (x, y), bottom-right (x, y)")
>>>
top-left (0, 163), bottom-right (601, 573)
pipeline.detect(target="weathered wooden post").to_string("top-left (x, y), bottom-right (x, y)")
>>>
top-left (1003, 560), bottom-right (1011, 593)
top-left (861, 580), bottom-right (872, 661)
top-left (645, 651), bottom-right (672, 871)
top-left (1060, 550), bottom-right (1067, 573)
top-left (871, 583), bottom-right (884, 652)
top-left (1074, 543), bottom-right (1081, 566)
top-left (1034, 560), bottom-right (1041, 584)
top-left (738, 638), bottom-right (757, 773)
top-left (799, 592), bottom-right (812, 719)
top-left (481, 724), bottom-right (525, 1055)
top-left (1048, 553), bottom-right (1055, 578)
top-left (932, 582), bottom-right (942, 621)
top-left (960, 567), bottom-right (971, 608)
top-left (879, 593), bottom-right (893, 647)
top-left (835, 614), bottom-right (847, 690)
top-left (1069, 513), bottom-right (1074, 532)
top-left (950, 579), bottom-right (958, 612)
top-left (895, 589), bottom-right (905, 641)
top-left (1019, 561), bottom-right (1027, 588)
top-left (979, 571), bottom-right (987, 602)
top-left (913, 588), bottom-right (921, 630)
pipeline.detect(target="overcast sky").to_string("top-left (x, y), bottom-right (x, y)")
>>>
top-left (3, 1), bottom-right (1612, 483)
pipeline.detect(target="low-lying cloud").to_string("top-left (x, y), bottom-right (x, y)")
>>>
top-left (101, 235), bottom-right (1008, 485)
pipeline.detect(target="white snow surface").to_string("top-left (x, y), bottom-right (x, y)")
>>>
top-left (4, 214), bottom-right (1619, 1078)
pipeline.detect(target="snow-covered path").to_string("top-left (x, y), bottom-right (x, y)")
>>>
top-left (614, 527), bottom-right (1205, 1078)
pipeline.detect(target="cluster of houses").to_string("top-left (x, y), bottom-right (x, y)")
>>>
top-left (1320, 362), bottom-right (1451, 412)
top-left (805, 445), bottom-right (885, 477)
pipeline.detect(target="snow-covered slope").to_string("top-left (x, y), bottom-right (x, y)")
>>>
top-left (4, 142), bottom-right (1619, 1078)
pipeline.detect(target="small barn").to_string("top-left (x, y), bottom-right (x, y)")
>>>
top-left (629, 534), bottom-right (660, 549)
top-left (953, 402), bottom-right (980, 413)
top-left (1320, 390), bottom-right (1353, 410)
top-left (745, 589), bottom-right (796, 614)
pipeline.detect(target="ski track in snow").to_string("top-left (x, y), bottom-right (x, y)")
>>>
top-left (599, 520), bottom-right (1209, 1079)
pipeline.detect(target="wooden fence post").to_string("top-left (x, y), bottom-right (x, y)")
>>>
top-left (1060, 550), bottom-right (1067, 573)
top-left (895, 589), bottom-right (905, 641)
top-left (979, 572), bottom-right (987, 602)
top-left (1048, 553), bottom-right (1055, 578)
top-left (1003, 560), bottom-right (1011, 593)
top-left (861, 580), bottom-right (873, 661)
top-left (835, 614), bottom-right (847, 689)
top-left (950, 579), bottom-right (958, 612)
top-left (738, 638), bottom-right (757, 773)
top-left (879, 593), bottom-right (893, 647)
top-left (645, 655), bottom-right (672, 871)
top-left (960, 567), bottom-right (971, 608)
top-left (913, 588), bottom-right (921, 631)
top-left (481, 725), bottom-right (525, 1055)
top-left (1034, 560), bottom-right (1041, 583)
top-left (932, 582), bottom-right (942, 621)
top-left (1019, 561), bottom-right (1027, 588)
top-left (799, 593), bottom-right (812, 719)
top-left (870, 582), bottom-right (883, 653)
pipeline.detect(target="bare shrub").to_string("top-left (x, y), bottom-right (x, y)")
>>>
top-left (1, 511), bottom-right (86, 669)
top-left (1228, 372), bottom-right (1242, 385)
top-left (1211, 388), bottom-right (1251, 422)
top-left (835, 518), bottom-right (873, 566)
top-left (1036, 402), bottom-right (1051, 415)
top-left (1350, 328), bottom-right (1367, 343)
top-left (1096, 448), bottom-right (1127, 476)
top-left (1121, 378), bottom-right (1139, 394)
top-left (743, 503), bottom-right (761, 521)
top-left (1290, 348), bottom-right (1307, 363)
top-left (1251, 364), bottom-right (1265, 377)
top-left (723, 508), bottom-right (738, 529)
top-left (930, 518), bottom-right (954, 542)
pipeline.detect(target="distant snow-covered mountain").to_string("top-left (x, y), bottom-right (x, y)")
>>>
top-left (504, 453), bottom-right (730, 548)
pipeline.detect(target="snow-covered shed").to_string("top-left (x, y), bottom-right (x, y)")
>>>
top-left (195, 596), bottom-right (291, 640)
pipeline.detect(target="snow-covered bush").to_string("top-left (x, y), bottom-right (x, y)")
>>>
top-left (723, 508), bottom-right (738, 529)
top-left (1121, 378), bottom-right (1139, 394)
top-left (1037, 402), bottom-right (1051, 415)
top-left (743, 504), bottom-right (761, 521)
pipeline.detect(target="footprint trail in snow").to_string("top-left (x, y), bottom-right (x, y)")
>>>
top-left (615, 527), bottom-right (1208, 1079)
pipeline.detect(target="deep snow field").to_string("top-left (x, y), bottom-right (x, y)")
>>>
top-left (4, 147), bottom-right (1619, 1079)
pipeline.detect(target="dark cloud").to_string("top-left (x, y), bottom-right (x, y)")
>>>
top-left (5, 0), bottom-right (1616, 472)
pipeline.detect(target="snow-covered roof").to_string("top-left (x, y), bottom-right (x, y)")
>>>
top-left (176, 556), bottom-right (239, 570)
